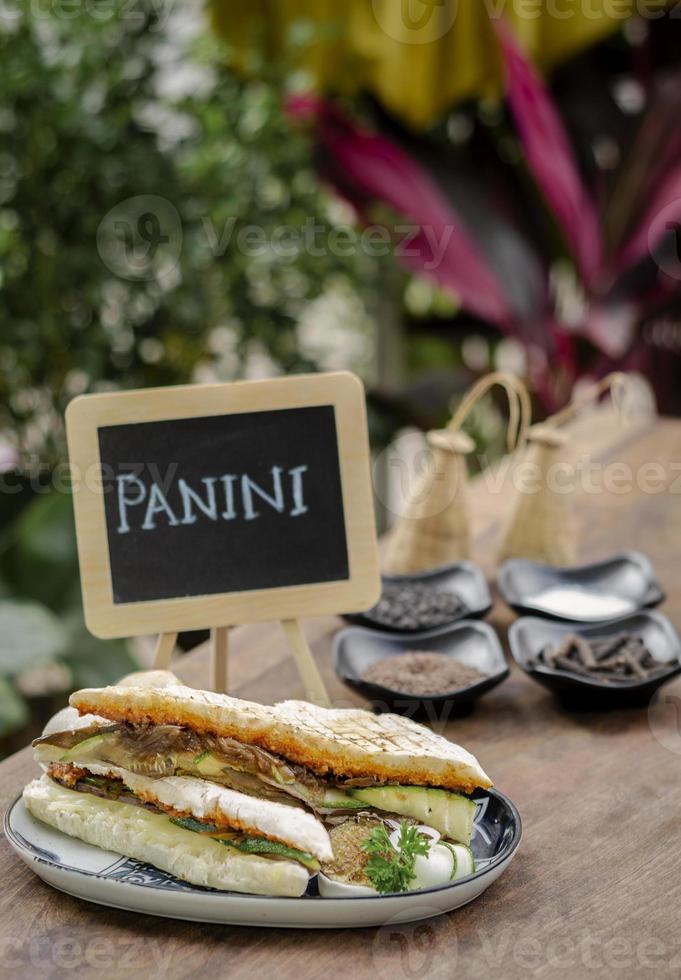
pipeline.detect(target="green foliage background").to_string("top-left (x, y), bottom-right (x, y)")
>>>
top-left (0, 0), bottom-right (376, 745)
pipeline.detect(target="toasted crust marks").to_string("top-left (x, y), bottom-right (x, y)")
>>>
top-left (70, 685), bottom-right (492, 793)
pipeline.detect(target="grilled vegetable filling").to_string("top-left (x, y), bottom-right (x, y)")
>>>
top-left (34, 724), bottom-right (368, 814)
top-left (35, 724), bottom-right (475, 842)
top-left (46, 764), bottom-right (319, 871)
top-left (169, 816), bottom-right (318, 870)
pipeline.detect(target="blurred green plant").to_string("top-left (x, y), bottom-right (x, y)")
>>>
top-left (0, 1), bottom-right (374, 469)
top-left (0, 1), bottom-right (376, 744)
top-left (0, 488), bottom-right (137, 739)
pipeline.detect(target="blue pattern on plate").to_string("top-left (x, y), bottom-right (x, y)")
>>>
top-left (104, 858), bottom-right (199, 891)
top-left (6, 826), bottom-right (60, 864)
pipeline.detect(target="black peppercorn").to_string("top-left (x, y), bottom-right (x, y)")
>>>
top-left (364, 584), bottom-right (468, 631)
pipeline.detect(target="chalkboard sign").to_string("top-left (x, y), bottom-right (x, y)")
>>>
top-left (66, 373), bottom-right (380, 638)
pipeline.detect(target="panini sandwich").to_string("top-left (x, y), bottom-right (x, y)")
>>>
top-left (26, 678), bottom-right (492, 896)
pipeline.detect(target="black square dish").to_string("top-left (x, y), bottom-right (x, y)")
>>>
top-left (343, 561), bottom-right (492, 633)
top-left (508, 611), bottom-right (681, 709)
top-left (498, 552), bottom-right (664, 622)
top-left (333, 620), bottom-right (509, 717)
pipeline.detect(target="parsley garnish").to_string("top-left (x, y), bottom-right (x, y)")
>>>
top-left (362, 822), bottom-right (430, 894)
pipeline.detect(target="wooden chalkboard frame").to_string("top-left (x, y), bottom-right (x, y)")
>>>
top-left (66, 372), bottom-right (380, 643)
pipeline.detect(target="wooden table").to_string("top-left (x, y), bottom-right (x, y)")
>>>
top-left (2, 420), bottom-right (681, 979)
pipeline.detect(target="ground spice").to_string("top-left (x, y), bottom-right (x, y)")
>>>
top-left (361, 652), bottom-right (487, 696)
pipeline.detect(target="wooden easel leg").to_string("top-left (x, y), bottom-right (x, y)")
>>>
top-left (152, 632), bottom-right (177, 669)
top-left (212, 626), bottom-right (229, 694)
top-left (281, 619), bottom-right (330, 707)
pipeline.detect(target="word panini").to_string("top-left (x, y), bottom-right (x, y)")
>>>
top-left (115, 465), bottom-right (310, 534)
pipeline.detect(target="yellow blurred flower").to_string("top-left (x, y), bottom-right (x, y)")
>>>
top-left (212, 0), bottom-right (672, 129)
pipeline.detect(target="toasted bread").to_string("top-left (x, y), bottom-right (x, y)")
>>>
top-left (70, 684), bottom-right (491, 793)
top-left (23, 776), bottom-right (309, 897)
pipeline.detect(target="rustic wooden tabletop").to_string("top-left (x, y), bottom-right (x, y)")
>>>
top-left (1, 418), bottom-right (681, 979)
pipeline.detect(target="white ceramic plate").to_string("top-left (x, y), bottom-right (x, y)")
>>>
top-left (4, 789), bottom-right (521, 928)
